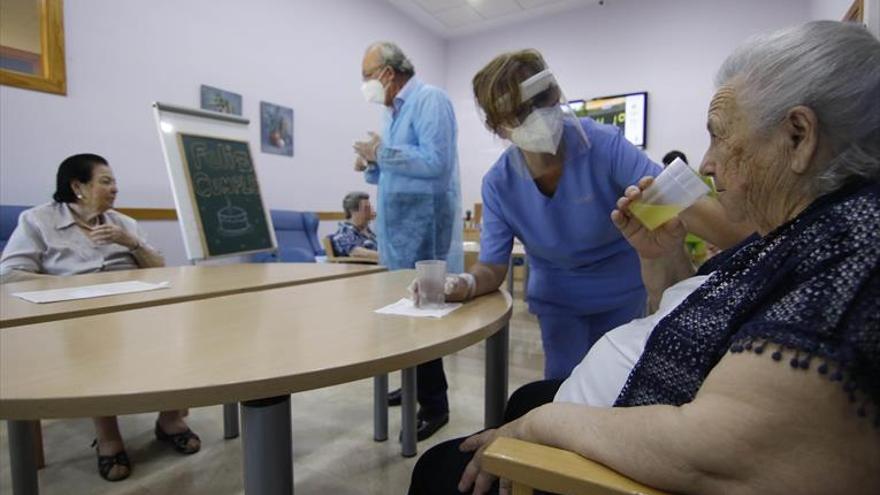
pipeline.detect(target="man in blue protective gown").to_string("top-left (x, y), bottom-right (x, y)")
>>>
top-left (353, 41), bottom-right (464, 441)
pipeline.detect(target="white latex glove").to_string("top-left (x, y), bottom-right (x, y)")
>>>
top-left (353, 131), bottom-right (381, 163)
top-left (408, 273), bottom-right (476, 306)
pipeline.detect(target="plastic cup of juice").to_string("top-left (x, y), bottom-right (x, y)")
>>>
top-left (629, 157), bottom-right (711, 230)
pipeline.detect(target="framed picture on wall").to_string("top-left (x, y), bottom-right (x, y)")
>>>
top-left (260, 101), bottom-right (294, 157)
top-left (200, 85), bottom-right (243, 115)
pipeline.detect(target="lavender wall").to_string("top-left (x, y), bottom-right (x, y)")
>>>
top-left (810, 0), bottom-right (856, 20)
top-left (2, 0), bottom-right (831, 264)
top-left (445, 0), bottom-right (812, 208)
top-left (0, 0), bottom-right (447, 264)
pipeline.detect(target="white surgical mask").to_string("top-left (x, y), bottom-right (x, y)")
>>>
top-left (508, 106), bottom-right (564, 154)
top-left (361, 79), bottom-right (386, 105)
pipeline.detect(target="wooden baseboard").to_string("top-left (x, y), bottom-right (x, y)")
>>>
top-left (115, 208), bottom-right (347, 222)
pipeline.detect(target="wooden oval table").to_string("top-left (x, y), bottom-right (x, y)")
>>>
top-left (0, 261), bottom-right (387, 484)
top-left (1, 262), bottom-right (385, 328)
top-left (1, 270), bottom-right (513, 495)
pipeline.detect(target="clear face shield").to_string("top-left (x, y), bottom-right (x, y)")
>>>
top-left (503, 69), bottom-right (590, 155)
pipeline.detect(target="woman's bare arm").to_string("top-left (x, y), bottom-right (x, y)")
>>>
top-left (515, 349), bottom-right (880, 495)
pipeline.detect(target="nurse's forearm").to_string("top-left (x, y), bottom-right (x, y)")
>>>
top-left (469, 262), bottom-right (508, 297)
top-left (640, 245), bottom-right (694, 313)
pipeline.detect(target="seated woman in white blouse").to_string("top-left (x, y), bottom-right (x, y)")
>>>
top-left (0, 153), bottom-right (201, 482)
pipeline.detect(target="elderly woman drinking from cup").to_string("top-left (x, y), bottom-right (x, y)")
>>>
top-left (408, 21), bottom-right (880, 495)
top-left (1, 154), bottom-right (201, 482)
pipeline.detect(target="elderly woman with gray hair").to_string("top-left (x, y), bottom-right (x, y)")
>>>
top-left (329, 191), bottom-right (379, 262)
top-left (409, 21), bottom-right (880, 495)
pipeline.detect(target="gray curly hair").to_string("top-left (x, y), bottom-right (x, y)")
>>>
top-left (716, 21), bottom-right (880, 195)
top-left (342, 191), bottom-right (369, 219)
top-left (366, 41), bottom-right (415, 77)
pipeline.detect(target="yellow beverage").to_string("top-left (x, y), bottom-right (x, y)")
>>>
top-left (629, 202), bottom-right (684, 230)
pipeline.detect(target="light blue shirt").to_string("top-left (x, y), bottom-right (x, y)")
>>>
top-left (364, 78), bottom-right (463, 271)
top-left (480, 118), bottom-right (663, 315)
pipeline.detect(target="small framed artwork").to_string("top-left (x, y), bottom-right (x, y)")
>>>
top-left (260, 101), bottom-right (294, 157)
top-left (200, 85), bottom-right (243, 115)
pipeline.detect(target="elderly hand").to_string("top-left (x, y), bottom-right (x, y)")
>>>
top-left (354, 156), bottom-right (369, 172)
top-left (87, 224), bottom-right (139, 250)
top-left (353, 131), bottom-right (381, 163)
top-left (457, 420), bottom-right (523, 495)
top-left (611, 176), bottom-right (687, 259)
top-left (407, 273), bottom-right (475, 306)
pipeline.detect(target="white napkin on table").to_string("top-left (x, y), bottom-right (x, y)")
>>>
top-left (12, 280), bottom-right (171, 304)
top-left (374, 298), bottom-right (462, 318)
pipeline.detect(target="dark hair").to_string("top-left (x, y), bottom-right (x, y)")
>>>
top-left (661, 150), bottom-right (688, 166)
top-left (53, 153), bottom-right (109, 203)
top-left (342, 191), bottom-right (370, 219)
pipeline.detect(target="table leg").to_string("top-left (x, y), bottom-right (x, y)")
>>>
top-left (485, 324), bottom-right (509, 429)
top-left (223, 403), bottom-right (240, 439)
top-left (400, 367), bottom-right (418, 457)
top-left (373, 374), bottom-right (388, 442)
top-left (241, 396), bottom-right (293, 495)
top-left (8, 420), bottom-right (39, 495)
top-left (507, 257), bottom-right (514, 296)
top-left (32, 421), bottom-right (45, 470)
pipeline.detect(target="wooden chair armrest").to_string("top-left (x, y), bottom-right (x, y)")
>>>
top-left (482, 437), bottom-right (671, 495)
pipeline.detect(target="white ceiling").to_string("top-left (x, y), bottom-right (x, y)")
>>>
top-left (385, 0), bottom-right (603, 38)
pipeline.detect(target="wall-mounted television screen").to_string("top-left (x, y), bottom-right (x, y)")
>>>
top-left (569, 91), bottom-right (647, 148)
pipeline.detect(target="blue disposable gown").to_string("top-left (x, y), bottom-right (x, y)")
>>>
top-left (364, 79), bottom-right (463, 272)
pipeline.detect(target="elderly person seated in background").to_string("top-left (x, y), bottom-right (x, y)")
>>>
top-left (0, 153), bottom-right (201, 482)
top-left (408, 21), bottom-right (880, 495)
top-left (329, 191), bottom-right (379, 262)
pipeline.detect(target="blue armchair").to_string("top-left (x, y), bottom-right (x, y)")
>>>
top-left (252, 210), bottom-right (324, 263)
top-left (1, 205), bottom-right (30, 253)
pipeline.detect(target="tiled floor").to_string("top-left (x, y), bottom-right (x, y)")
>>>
top-left (0, 287), bottom-right (544, 495)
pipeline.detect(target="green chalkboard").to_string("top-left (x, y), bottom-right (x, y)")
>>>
top-left (178, 133), bottom-right (274, 257)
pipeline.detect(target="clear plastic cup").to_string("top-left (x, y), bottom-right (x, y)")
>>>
top-left (629, 157), bottom-right (711, 230)
top-left (416, 260), bottom-right (447, 308)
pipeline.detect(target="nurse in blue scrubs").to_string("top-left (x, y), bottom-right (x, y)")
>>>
top-left (438, 49), bottom-right (748, 380)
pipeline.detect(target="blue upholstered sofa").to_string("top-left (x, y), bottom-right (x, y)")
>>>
top-left (0, 205), bottom-right (29, 253)
top-left (252, 210), bottom-right (325, 263)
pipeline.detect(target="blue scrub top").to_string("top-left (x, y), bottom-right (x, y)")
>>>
top-left (479, 118), bottom-right (662, 315)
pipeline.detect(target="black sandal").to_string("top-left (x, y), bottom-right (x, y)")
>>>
top-left (154, 421), bottom-right (201, 454)
top-left (91, 439), bottom-right (131, 482)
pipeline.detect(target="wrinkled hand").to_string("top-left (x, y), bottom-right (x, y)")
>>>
top-left (457, 421), bottom-right (521, 495)
top-left (353, 131), bottom-right (381, 163)
top-left (354, 156), bottom-right (369, 172)
top-left (611, 176), bottom-right (687, 259)
top-left (87, 224), bottom-right (138, 249)
top-left (407, 274), bottom-right (471, 307)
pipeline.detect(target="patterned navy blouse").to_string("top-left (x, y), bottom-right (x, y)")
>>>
top-left (616, 181), bottom-right (880, 426)
top-left (329, 221), bottom-right (377, 257)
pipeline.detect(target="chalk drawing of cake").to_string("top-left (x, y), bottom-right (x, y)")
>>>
top-left (217, 198), bottom-right (252, 237)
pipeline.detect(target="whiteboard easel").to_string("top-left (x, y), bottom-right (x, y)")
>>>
top-left (152, 102), bottom-right (277, 262)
